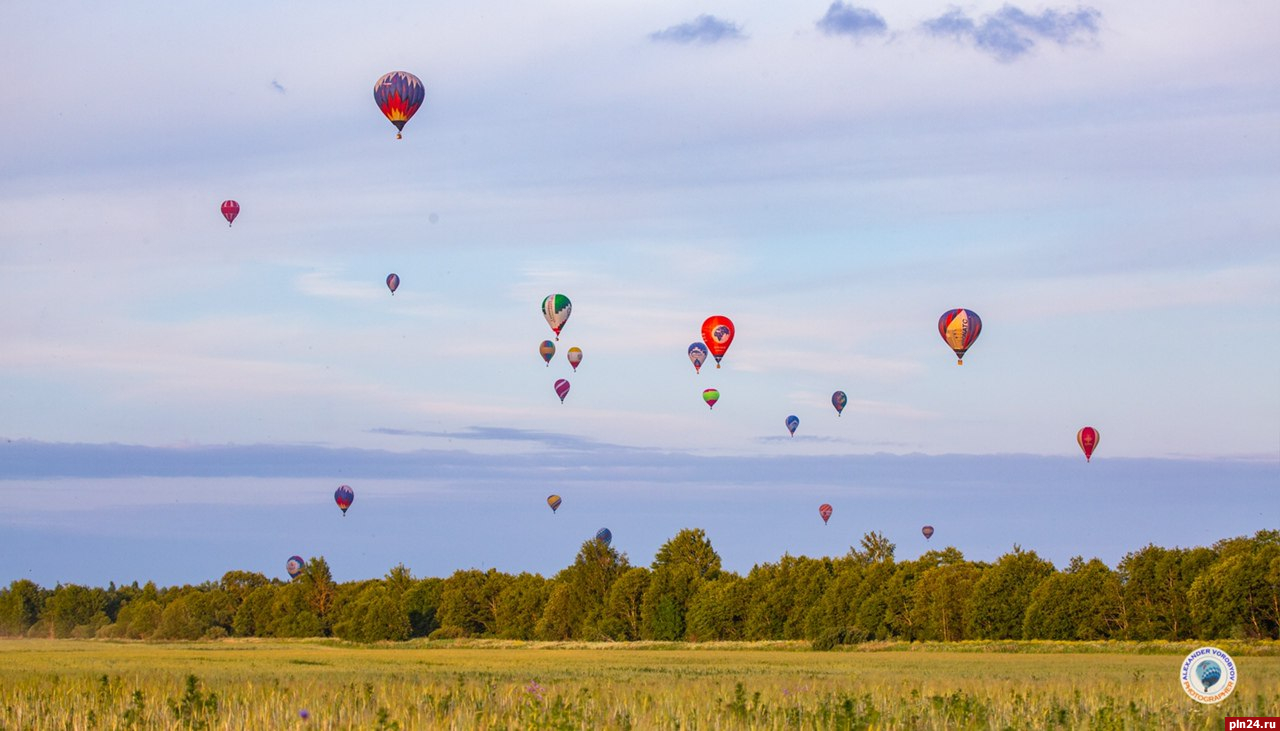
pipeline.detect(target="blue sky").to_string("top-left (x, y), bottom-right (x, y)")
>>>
top-left (1, 1), bottom-right (1277, 586)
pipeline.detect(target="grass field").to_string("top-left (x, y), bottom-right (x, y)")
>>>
top-left (1, 639), bottom-right (1276, 729)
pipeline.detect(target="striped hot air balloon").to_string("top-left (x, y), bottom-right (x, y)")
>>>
top-left (938, 309), bottom-right (982, 364)
top-left (373, 71), bottom-right (425, 139)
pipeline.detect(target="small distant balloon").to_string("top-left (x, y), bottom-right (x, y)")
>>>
top-left (567, 347), bottom-right (583, 372)
top-left (554, 379), bottom-right (570, 403)
top-left (819, 503), bottom-right (833, 524)
top-left (702, 388), bottom-right (720, 409)
top-left (373, 71), bottom-right (425, 139)
top-left (1077, 426), bottom-right (1100, 462)
top-left (700, 316), bottom-right (735, 369)
top-left (221, 200), bottom-right (239, 227)
top-left (334, 485), bottom-right (354, 516)
top-left (542, 294), bottom-right (572, 340)
top-left (832, 391), bottom-right (847, 417)
top-left (922, 525), bottom-right (935, 540)
top-left (938, 309), bottom-right (982, 364)
top-left (547, 494), bottom-right (562, 513)
top-left (785, 415), bottom-right (799, 437)
top-left (687, 343), bottom-right (708, 374)
top-left (595, 528), bottom-right (612, 546)
top-left (540, 340), bottom-right (556, 366)
top-left (286, 556), bottom-right (304, 579)
top-left (386, 273), bottom-right (400, 295)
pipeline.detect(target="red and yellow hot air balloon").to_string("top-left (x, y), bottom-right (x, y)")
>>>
top-left (1077, 426), bottom-right (1100, 462)
top-left (700, 316), bottom-right (735, 369)
top-left (374, 71), bottom-right (425, 139)
top-left (938, 308), bottom-right (982, 364)
top-left (567, 347), bottom-right (583, 372)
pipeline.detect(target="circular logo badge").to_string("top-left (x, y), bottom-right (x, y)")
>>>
top-left (1180, 646), bottom-right (1236, 704)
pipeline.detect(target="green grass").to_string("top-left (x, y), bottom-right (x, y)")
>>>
top-left (1, 639), bottom-right (1276, 729)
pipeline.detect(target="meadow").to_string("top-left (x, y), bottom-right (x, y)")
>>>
top-left (1, 639), bottom-right (1277, 730)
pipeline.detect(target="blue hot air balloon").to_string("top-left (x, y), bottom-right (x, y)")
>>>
top-left (595, 528), bottom-right (612, 546)
top-left (1196, 659), bottom-right (1223, 691)
top-left (832, 390), bottom-right (847, 416)
top-left (334, 485), bottom-right (354, 515)
top-left (785, 415), bottom-right (799, 437)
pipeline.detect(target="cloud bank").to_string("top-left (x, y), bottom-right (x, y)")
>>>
top-left (649, 15), bottom-right (745, 44)
top-left (922, 4), bottom-right (1102, 61)
top-left (816, 2), bottom-right (889, 39)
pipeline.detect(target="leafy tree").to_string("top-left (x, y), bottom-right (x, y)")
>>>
top-left (1119, 544), bottom-right (1216, 640)
top-left (965, 546), bottom-right (1054, 640)
top-left (685, 575), bottom-right (748, 641)
top-left (402, 577), bottom-right (443, 637)
top-left (539, 540), bottom-right (629, 640)
top-left (1023, 557), bottom-right (1124, 640)
top-left (1189, 531), bottom-right (1280, 639)
top-left (600, 567), bottom-right (650, 640)
top-left (0, 580), bottom-right (46, 636)
top-left (333, 585), bottom-right (411, 642)
top-left (493, 573), bottom-right (550, 640)
top-left (438, 569), bottom-right (511, 637)
top-left (910, 562), bottom-right (982, 641)
top-left (44, 584), bottom-right (106, 638)
top-left (641, 529), bottom-right (722, 640)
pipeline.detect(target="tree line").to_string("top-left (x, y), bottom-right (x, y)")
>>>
top-left (1, 529), bottom-right (1276, 644)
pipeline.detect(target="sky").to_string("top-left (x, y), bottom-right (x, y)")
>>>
top-left (1, 1), bottom-right (1277, 587)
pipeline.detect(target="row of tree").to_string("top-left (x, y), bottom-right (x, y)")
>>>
top-left (2, 530), bottom-right (1276, 643)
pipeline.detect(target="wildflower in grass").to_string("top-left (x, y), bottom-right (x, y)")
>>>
top-left (299, 709), bottom-right (309, 720)
top-left (525, 681), bottom-right (545, 701)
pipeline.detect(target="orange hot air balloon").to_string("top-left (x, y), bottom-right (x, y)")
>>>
top-left (938, 308), bottom-right (982, 365)
top-left (700, 316), bottom-right (735, 369)
top-left (1077, 426), bottom-right (1100, 462)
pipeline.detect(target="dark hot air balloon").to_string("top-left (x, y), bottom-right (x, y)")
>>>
top-left (922, 525), bottom-right (935, 540)
top-left (286, 556), bottom-right (305, 579)
top-left (374, 71), bottom-right (425, 139)
top-left (786, 415), bottom-right (799, 437)
top-left (819, 503), bottom-right (833, 524)
top-left (596, 528), bottom-right (612, 546)
top-left (386, 273), bottom-right (400, 295)
top-left (832, 391), bottom-right (847, 417)
top-left (334, 485), bottom-right (354, 516)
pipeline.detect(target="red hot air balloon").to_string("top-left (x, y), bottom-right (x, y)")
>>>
top-left (938, 309), bottom-right (982, 364)
top-left (921, 525), bottom-right (934, 540)
top-left (386, 273), bottom-right (400, 295)
top-left (700, 316), bottom-right (735, 369)
top-left (374, 71), bottom-right (425, 139)
top-left (1077, 426), bottom-right (1100, 462)
top-left (221, 200), bottom-right (239, 227)
top-left (554, 379), bottom-right (570, 403)
top-left (819, 503), bottom-right (833, 524)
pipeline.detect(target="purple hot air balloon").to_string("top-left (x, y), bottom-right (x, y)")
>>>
top-left (554, 379), bottom-right (570, 403)
top-left (334, 485), bottom-right (354, 516)
top-left (386, 273), bottom-right (400, 295)
top-left (922, 525), bottom-right (935, 540)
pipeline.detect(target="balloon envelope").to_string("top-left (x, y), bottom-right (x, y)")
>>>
top-left (554, 379), bottom-right (570, 403)
top-left (567, 347), bottom-right (583, 371)
top-left (547, 494), bottom-right (562, 513)
top-left (221, 200), bottom-right (239, 226)
top-left (1077, 426), bottom-right (1100, 462)
top-left (595, 528), bottom-right (612, 546)
top-left (786, 415), bottom-right (799, 436)
top-left (922, 525), bottom-right (935, 540)
top-left (702, 388), bottom-right (720, 409)
top-left (286, 556), bottom-right (304, 579)
top-left (334, 485), bottom-right (354, 515)
top-left (542, 294), bottom-right (572, 340)
top-left (386, 273), bottom-right (400, 294)
top-left (819, 503), bottom-right (833, 524)
top-left (373, 71), bottom-right (425, 138)
top-left (832, 391), bottom-right (847, 416)
top-left (687, 343), bottom-right (708, 373)
top-left (938, 309), bottom-right (982, 364)
top-left (540, 340), bottom-right (556, 365)
top-left (700, 316), bottom-right (735, 368)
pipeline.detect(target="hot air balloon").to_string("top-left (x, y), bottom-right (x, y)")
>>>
top-left (334, 485), bottom-right (354, 516)
top-left (819, 503), bottom-right (833, 524)
top-left (542, 294), bottom-right (572, 340)
top-left (286, 556), bottom-right (305, 579)
top-left (832, 391), bottom-right (847, 417)
top-left (1077, 426), bottom-right (1100, 462)
top-left (595, 528), bottom-right (612, 546)
top-left (1195, 659), bottom-right (1222, 690)
top-left (786, 415), bottom-right (799, 437)
top-left (554, 379), bottom-right (570, 403)
top-left (687, 343), bottom-right (708, 374)
top-left (567, 347), bottom-right (583, 372)
top-left (938, 309), bottom-right (982, 364)
top-left (547, 494), bottom-right (562, 513)
top-left (700, 316), bottom-right (735, 368)
top-left (540, 340), bottom-right (556, 366)
top-left (922, 525), bottom-right (935, 540)
top-left (373, 71), bottom-right (425, 139)
top-left (386, 273), bottom-right (400, 295)
top-left (221, 200), bottom-right (239, 227)
top-left (702, 388), bottom-right (720, 409)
